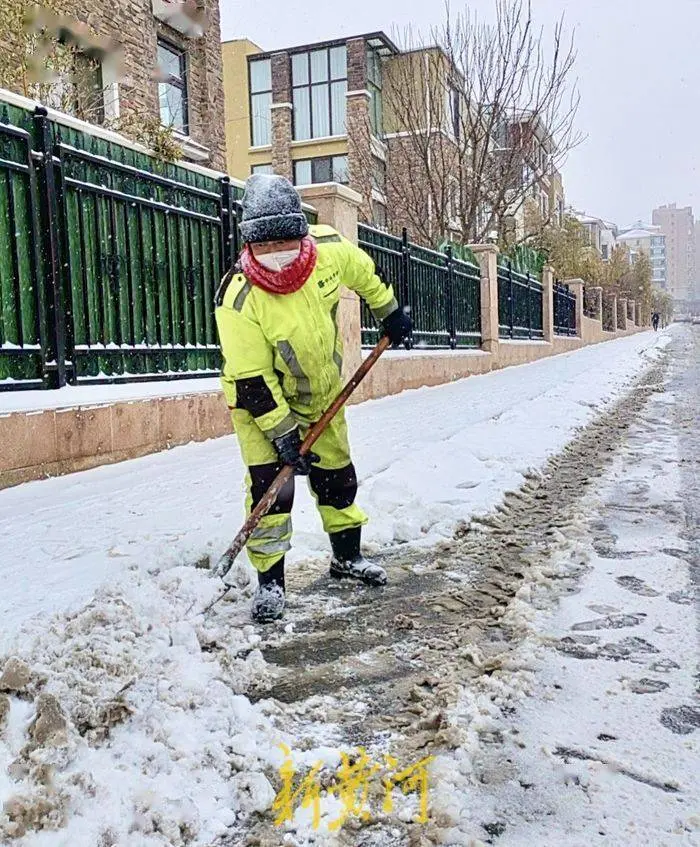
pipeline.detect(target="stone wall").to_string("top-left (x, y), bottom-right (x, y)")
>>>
top-left (1, 0), bottom-right (226, 168)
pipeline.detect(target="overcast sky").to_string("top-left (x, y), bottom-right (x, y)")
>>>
top-left (220, 0), bottom-right (700, 228)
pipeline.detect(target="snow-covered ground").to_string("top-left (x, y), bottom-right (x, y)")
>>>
top-left (430, 324), bottom-right (699, 846)
top-left (0, 331), bottom-right (663, 642)
top-left (1, 328), bottom-right (690, 846)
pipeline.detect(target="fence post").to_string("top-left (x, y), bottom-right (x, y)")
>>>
top-left (541, 265), bottom-right (554, 343)
top-left (220, 176), bottom-right (235, 270)
top-left (445, 245), bottom-right (456, 349)
top-left (564, 278), bottom-right (584, 339)
top-left (401, 227), bottom-right (413, 349)
top-left (33, 107), bottom-right (66, 388)
top-left (628, 299), bottom-right (636, 326)
top-left (506, 262), bottom-right (514, 338)
top-left (467, 243), bottom-right (499, 355)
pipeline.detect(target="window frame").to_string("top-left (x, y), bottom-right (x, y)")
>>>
top-left (291, 46), bottom-right (347, 141)
top-left (293, 155), bottom-right (349, 186)
top-left (367, 46), bottom-right (384, 138)
top-left (157, 38), bottom-right (189, 134)
top-left (248, 57), bottom-right (273, 147)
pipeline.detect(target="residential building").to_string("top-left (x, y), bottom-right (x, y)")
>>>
top-left (222, 32), bottom-right (398, 227)
top-left (0, 0), bottom-right (226, 167)
top-left (617, 223), bottom-right (667, 287)
top-left (652, 204), bottom-right (694, 302)
top-left (574, 213), bottom-right (619, 260)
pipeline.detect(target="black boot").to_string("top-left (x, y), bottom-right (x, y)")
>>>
top-left (251, 558), bottom-right (286, 622)
top-left (329, 528), bottom-right (387, 586)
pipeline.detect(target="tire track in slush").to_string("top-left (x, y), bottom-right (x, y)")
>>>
top-left (215, 357), bottom-right (668, 847)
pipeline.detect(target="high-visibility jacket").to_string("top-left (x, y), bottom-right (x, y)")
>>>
top-left (215, 224), bottom-right (397, 439)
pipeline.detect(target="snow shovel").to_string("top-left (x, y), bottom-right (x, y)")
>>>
top-left (212, 335), bottom-right (392, 583)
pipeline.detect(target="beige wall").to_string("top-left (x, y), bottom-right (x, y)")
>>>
top-left (222, 39), bottom-right (263, 180)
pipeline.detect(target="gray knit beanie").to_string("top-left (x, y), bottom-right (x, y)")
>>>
top-left (240, 174), bottom-right (309, 244)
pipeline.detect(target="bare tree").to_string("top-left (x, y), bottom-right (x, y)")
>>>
top-left (357, 0), bottom-right (581, 247)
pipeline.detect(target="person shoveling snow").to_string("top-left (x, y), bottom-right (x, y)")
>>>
top-left (215, 174), bottom-right (412, 623)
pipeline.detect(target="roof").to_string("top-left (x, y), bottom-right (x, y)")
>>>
top-left (225, 30), bottom-right (400, 59)
top-left (617, 228), bottom-right (658, 241)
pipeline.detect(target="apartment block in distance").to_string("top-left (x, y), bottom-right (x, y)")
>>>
top-left (617, 223), bottom-right (667, 288)
top-left (222, 32), bottom-right (397, 227)
top-left (652, 204), bottom-right (695, 302)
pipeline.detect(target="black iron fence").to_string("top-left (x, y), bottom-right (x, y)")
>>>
top-left (497, 262), bottom-right (544, 339)
top-left (553, 281), bottom-right (577, 336)
top-left (357, 225), bottom-right (481, 349)
top-left (0, 99), bottom-right (317, 390)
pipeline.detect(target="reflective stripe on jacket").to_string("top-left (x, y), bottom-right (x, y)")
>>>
top-left (215, 224), bottom-right (397, 438)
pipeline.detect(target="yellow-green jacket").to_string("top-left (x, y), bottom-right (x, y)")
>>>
top-left (215, 224), bottom-right (397, 439)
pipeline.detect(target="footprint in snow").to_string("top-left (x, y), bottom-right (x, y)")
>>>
top-left (571, 613), bottom-right (645, 631)
top-left (616, 575), bottom-right (661, 597)
top-left (629, 678), bottom-right (669, 694)
top-left (648, 658), bottom-right (681, 674)
top-left (660, 705), bottom-right (700, 735)
top-left (667, 589), bottom-right (695, 606)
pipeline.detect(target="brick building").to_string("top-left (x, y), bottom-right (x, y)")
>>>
top-left (1, 0), bottom-right (225, 168)
top-left (223, 32), bottom-right (396, 227)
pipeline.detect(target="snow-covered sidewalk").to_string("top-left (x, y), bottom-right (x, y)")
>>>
top-left (1, 331), bottom-right (663, 644)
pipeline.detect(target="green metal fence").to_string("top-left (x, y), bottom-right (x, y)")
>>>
top-left (0, 98), bottom-right (307, 390)
top-left (497, 261), bottom-right (544, 339)
top-left (357, 225), bottom-right (481, 349)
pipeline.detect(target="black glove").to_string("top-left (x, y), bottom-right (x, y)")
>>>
top-left (272, 427), bottom-right (319, 476)
top-left (381, 306), bottom-right (412, 346)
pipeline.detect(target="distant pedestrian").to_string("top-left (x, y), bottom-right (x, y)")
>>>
top-left (652, 312), bottom-right (660, 331)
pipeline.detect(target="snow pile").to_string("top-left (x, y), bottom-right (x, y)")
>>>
top-left (0, 568), bottom-right (287, 845)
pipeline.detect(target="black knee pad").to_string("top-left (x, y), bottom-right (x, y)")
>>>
top-left (249, 463), bottom-right (295, 514)
top-left (309, 464), bottom-right (358, 510)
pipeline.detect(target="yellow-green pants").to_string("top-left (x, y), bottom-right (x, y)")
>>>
top-left (232, 407), bottom-right (368, 573)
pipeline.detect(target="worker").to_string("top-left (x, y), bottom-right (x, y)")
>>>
top-left (215, 174), bottom-right (412, 622)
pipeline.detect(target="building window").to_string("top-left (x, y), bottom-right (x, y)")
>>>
top-left (293, 155), bottom-right (349, 185)
top-left (372, 200), bottom-right (387, 229)
top-left (251, 164), bottom-right (274, 175)
top-left (446, 85), bottom-right (460, 140)
top-left (158, 40), bottom-right (188, 133)
top-left (291, 46), bottom-right (347, 140)
top-left (367, 47), bottom-right (383, 137)
top-left (249, 58), bottom-right (272, 147)
top-left (371, 156), bottom-right (386, 194)
top-left (601, 244), bottom-right (609, 260)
